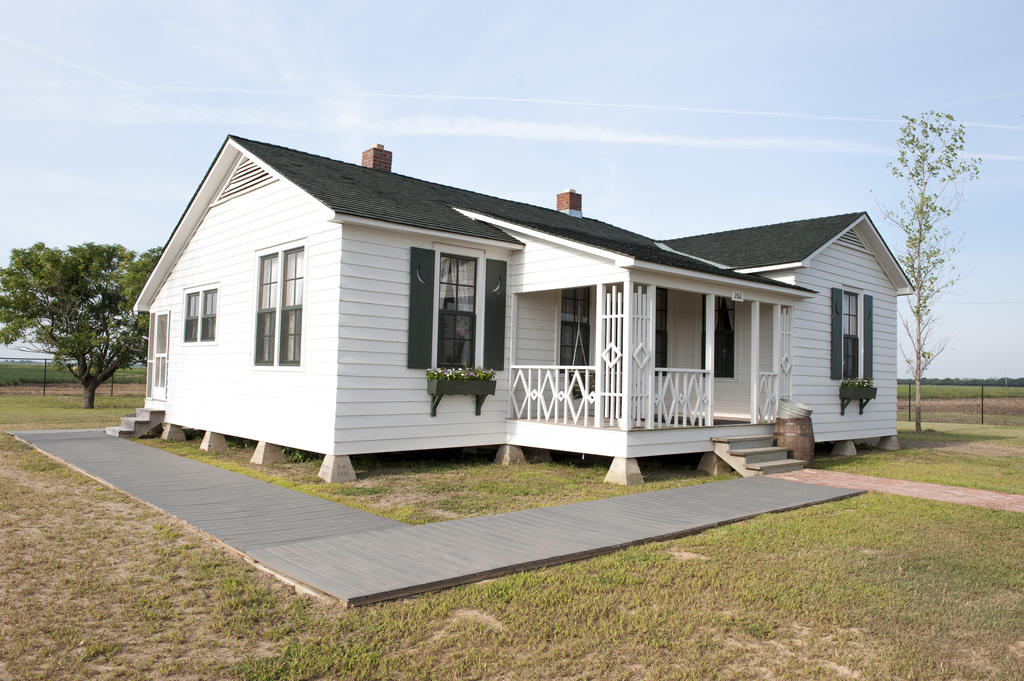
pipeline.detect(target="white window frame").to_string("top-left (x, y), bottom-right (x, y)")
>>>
top-left (251, 239), bottom-right (308, 371)
top-left (183, 284), bottom-right (219, 345)
top-left (430, 242), bottom-right (485, 368)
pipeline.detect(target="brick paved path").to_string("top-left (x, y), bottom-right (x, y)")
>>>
top-left (771, 469), bottom-right (1024, 512)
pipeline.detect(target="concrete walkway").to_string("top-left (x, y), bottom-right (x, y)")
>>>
top-left (12, 429), bottom-right (861, 606)
top-left (771, 469), bottom-right (1024, 512)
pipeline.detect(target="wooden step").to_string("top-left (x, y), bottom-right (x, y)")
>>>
top-left (711, 435), bottom-right (772, 444)
top-left (745, 459), bottom-right (806, 474)
top-left (728, 446), bottom-right (790, 464)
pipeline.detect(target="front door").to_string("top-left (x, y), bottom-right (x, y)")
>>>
top-left (147, 312), bottom-right (169, 401)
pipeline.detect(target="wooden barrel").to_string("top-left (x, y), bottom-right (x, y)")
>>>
top-left (774, 416), bottom-right (815, 464)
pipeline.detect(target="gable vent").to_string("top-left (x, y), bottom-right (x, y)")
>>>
top-left (216, 157), bottom-right (275, 203)
top-left (836, 230), bottom-right (868, 251)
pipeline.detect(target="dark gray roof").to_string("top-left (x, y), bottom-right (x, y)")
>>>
top-left (229, 136), bottom-right (809, 291)
top-left (663, 212), bottom-right (866, 269)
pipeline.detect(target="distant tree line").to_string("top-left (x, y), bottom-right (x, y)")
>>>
top-left (897, 377), bottom-right (1024, 387)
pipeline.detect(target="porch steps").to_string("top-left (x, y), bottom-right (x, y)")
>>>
top-left (105, 408), bottom-right (165, 439)
top-left (709, 435), bottom-right (805, 478)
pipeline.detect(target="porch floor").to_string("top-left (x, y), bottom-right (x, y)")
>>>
top-left (12, 429), bottom-right (861, 607)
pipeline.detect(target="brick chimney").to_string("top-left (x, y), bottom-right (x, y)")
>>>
top-left (361, 144), bottom-right (392, 172)
top-left (556, 188), bottom-right (582, 217)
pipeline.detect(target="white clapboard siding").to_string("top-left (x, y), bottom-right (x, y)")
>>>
top-left (145, 174), bottom-right (341, 454)
top-left (509, 236), bottom-right (627, 292)
top-left (664, 289), bottom-right (703, 369)
top-left (335, 224), bottom-right (517, 456)
top-left (791, 236), bottom-right (899, 442)
top-left (514, 289), bottom-right (559, 364)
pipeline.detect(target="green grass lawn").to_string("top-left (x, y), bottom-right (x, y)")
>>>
top-left (815, 421), bottom-right (1024, 495)
top-left (0, 362), bottom-right (146, 386)
top-left (148, 437), bottom-right (735, 524)
top-left (2, 397), bottom-right (1023, 679)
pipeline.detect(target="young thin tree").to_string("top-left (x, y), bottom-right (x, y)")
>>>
top-left (0, 243), bottom-right (160, 408)
top-left (883, 112), bottom-right (980, 432)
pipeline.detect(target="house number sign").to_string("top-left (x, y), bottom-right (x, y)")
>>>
top-left (731, 291), bottom-right (744, 302)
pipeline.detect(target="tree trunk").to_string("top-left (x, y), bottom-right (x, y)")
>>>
top-left (914, 287), bottom-right (923, 433)
top-left (82, 382), bottom-right (98, 409)
top-left (914, 376), bottom-right (922, 433)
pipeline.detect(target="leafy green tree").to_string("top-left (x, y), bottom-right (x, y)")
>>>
top-left (0, 243), bottom-right (160, 408)
top-left (883, 112), bottom-right (980, 432)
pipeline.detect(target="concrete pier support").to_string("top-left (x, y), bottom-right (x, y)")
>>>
top-left (161, 423), bottom-right (185, 442)
top-left (877, 435), bottom-right (900, 451)
top-left (831, 440), bottom-right (857, 457)
top-left (495, 444), bottom-right (527, 465)
top-left (605, 457), bottom-right (644, 486)
top-left (318, 454), bottom-right (356, 483)
top-left (199, 431), bottom-right (227, 453)
top-left (251, 441), bottom-right (284, 465)
top-left (698, 452), bottom-right (731, 476)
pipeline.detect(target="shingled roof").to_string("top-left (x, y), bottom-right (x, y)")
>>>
top-left (229, 136), bottom-right (808, 291)
top-left (662, 212), bottom-right (866, 270)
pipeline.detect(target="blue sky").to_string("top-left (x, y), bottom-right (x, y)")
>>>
top-left (1, 1), bottom-right (1021, 377)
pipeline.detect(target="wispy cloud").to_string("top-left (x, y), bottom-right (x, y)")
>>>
top-left (4, 32), bottom-right (1023, 133)
top-left (368, 115), bottom-right (897, 156)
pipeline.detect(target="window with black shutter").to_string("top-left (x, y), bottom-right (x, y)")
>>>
top-left (437, 254), bottom-right (476, 367)
top-left (843, 291), bottom-right (859, 378)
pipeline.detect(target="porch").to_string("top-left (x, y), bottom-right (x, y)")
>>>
top-left (508, 279), bottom-right (795, 441)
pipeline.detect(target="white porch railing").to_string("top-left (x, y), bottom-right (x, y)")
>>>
top-left (653, 368), bottom-right (710, 427)
top-left (510, 365), bottom-right (713, 429)
top-left (756, 371), bottom-right (779, 423)
top-left (509, 365), bottom-right (597, 426)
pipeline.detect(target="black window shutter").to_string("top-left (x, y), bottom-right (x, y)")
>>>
top-left (831, 288), bottom-right (843, 380)
top-left (407, 247), bottom-right (435, 369)
top-left (483, 259), bottom-right (507, 370)
top-left (863, 294), bottom-right (873, 379)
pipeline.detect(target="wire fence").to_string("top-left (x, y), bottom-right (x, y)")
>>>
top-left (897, 383), bottom-right (1024, 426)
top-left (0, 358), bottom-right (146, 396)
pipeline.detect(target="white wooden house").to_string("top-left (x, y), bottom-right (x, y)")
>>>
top-left (123, 136), bottom-right (911, 484)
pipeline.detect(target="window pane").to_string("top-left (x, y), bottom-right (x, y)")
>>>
top-left (283, 249), bottom-right (304, 307)
top-left (155, 315), bottom-right (168, 354)
top-left (844, 292), bottom-right (858, 336)
top-left (439, 282), bottom-right (456, 310)
top-left (843, 337), bottom-right (859, 378)
top-left (202, 290), bottom-right (217, 316)
top-left (186, 292), bottom-right (199, 318)
top-left (437, 312), bottom-right (474, 366)
top-left (200, 317), bottom-right (216, 342)
top-left (439, 256), bottom-right (457, 284)
top-left (259, 255), bottom-right (278, 310)
top-left (457, 284), bottom-right (474, 312)
top-left (280, 308), bottom-right (302, 365)
top-left (458, 258), bottom-right (476, 286)
top-left (255, 310), bottom-right (275, 364)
